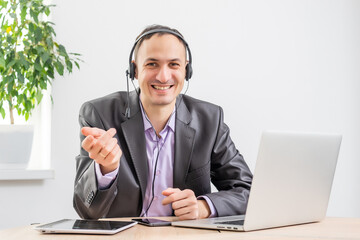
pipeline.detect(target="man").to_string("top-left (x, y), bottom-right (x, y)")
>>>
top-left (73, 25), bottom-right (253, 220)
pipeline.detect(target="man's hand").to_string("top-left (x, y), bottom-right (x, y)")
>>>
top-left (162, 188), bottom-right (211, 220)
top-left (81, 127), bottom-right (122, 175)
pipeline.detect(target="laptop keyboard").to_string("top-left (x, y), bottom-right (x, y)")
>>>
top-left (215, 220), bottom-right (244, 225)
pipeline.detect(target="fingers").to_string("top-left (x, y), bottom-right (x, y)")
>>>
top-left (162, 189), bottom-right (199, 220)
top-left (99, 144), bottom-right (123, 174)
top-left (81, 135), bottom-right (95, 152)
top-left (81, 127), bottom-right (122, 174)
top-left (99, 138), bottom-right (118, 158)
top-left (89, 128), bottom-right (117, 158)
top-left (81, 127), bottom-right (106, 137)
top-left (82, 128), bottom-right (115, 158)
top-left (161, 189), bottom-right (194, 205)
top-left (175, 206), bottom-right (198, 220)
top-left (102, 141), bottom-right (121, 162)
top-left (81, 127), bottom-right (108, 152)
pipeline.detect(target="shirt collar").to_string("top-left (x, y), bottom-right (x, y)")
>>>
top-left (139, 101), bottom-right (176, 133)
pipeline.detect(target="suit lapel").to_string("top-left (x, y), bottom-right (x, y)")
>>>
top-left (121, 92), bottom-right (148, 200)
top-left (173, 96), bottom-right (196, 189)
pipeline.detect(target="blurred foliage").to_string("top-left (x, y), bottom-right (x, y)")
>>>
top-left (0, 0), bottom-right (81, 124)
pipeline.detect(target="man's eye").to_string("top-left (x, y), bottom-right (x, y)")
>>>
top-left (170, 63), bottom-right (180, 67)
top-left (146, 63), bottom-right (157, 67)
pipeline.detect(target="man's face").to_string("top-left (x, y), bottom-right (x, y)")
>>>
top-left (135, 34), bottom-right (186, 109)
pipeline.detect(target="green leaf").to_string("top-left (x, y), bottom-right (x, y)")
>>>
top-left (74, 61), bottom-right (80, 69)
top-left (44, 6), bottom-right (50, 16)
top-left (10, 3), bottom-right (17, 11)
top-left (8, 99), bottom-right (13, 108)
top-left (23, 39), bottom-right (30, 46)
top-left (0, 55), bottom-right (5, 68)
top-left (65, 58), bottom-right (72, 72)
top-left (30, 8), bottom-right (39, 24)
top-left (9, 12), bottom-right (16, 18)
top-left (40, 51), bottom-right (49, 63)
top-left (46, 67), bottom-right (54, 78)
top-left (34, 27), bottom-right (42, 43)
top-left (29, 22), bottom-right (34, 33)
top-left (36, 90), bottom-right (43, 103)
top-left (10, 89), bottom-right (17, 97)
top-left (54, 60), bottom-right (64, 75)
top-left (45, 37), bottom-right (53, 47)
top-left (25, 112), bottom-right (29, 121)
top-left (39, 78), bottom-right (46, 89)
top-left (36, 45), bottom-right (44, 54)
top-left (20, 5), bottom-right (27, 21)
top-left (17, 71), bottom-right (24, 83)
top-left (6, 35), bottom-right (12, 43)
top-left (19, 52), bottom-right (29, 68)
top-left (7, 59), bottom-right (17, 68)
top-left (58, 44), bottom-right (67, 57)
top-left (0, 107), bottom-right (5, 119)
top-left (0, 1), bottom-right (8, 9)
top-left (70, 52), bottom-right (82, 56)
top-left (25, 100), bottom-right (31, 111)
top-left (34, 62), bottom-right (42, 71)
top-left (17, 94), bottom-right (23, 104)
top-left (7, 78), bottom-right (14, 92)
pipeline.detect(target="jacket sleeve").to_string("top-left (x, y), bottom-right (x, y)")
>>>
top-left (205, 107), bottom-right (253, 216)
top-left (73, 102), bottom-right (120, 219)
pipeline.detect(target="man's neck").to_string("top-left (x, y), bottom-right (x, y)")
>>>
top-left (141, 101), bottom-right (175, 136)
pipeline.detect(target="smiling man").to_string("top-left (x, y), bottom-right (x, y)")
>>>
top-left (73, 25), bottom-right (253, 220)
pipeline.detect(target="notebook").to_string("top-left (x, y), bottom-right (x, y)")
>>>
top-left (172, 131), bottom-right (342, 231)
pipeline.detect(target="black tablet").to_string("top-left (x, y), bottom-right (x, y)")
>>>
top-left (34, 219), bottom-right (137, 235)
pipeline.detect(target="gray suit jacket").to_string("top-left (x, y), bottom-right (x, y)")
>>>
top-left (73, 91), bottom-right (253, 219)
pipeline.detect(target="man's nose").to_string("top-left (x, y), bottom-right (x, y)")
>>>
top-left (156, 65), bottom-right (171, 83)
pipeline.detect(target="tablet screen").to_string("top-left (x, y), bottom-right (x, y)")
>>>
top-left (35, 219), bottom-right (137, 234)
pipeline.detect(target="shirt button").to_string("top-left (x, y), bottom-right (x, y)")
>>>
top-left (154, 196), bottom-right (158, 201)
top-left (156, 170), bottom-right (161, 175)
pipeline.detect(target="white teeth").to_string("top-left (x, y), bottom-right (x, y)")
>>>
top-left (153, 85), bottom-right (171, 90)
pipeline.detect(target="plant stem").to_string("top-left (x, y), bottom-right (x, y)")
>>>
top-left (9, 97), bottom-right (14, 125)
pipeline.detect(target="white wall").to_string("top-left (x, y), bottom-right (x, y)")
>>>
top-left (1, 0), bottom-right (359, 229)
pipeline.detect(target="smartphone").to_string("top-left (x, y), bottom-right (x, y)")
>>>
top-left (131, 218), bottom-right (171, 227)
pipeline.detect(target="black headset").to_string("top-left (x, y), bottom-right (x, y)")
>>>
top-left (126, 28), bottom-right (193, 81)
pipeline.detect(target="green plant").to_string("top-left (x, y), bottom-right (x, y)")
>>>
top-left (0, 0), bottom-right (81, 124)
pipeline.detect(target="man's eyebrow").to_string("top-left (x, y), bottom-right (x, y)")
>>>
top-left (169, 58), bottom-right (182, 62)
top-left (144, 58), bottom-right (158, 62)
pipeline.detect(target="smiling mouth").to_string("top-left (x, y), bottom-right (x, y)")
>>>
top-left (152, 85), bottom-right (173, 90)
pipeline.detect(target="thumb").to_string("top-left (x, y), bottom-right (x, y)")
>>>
top-left (81, 127), bottom-right (106, 138)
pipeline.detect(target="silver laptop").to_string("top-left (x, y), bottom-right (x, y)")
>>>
top-left (172, 131), bottom-right (342, 231)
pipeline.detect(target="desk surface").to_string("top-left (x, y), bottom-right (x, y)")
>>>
top-left (1, 217), bottom-right (359, 240)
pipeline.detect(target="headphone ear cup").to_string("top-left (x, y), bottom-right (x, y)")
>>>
top-left (129, 62), bottom-right (136, 80)
top-left (185, 64), bottom-right (193, 81)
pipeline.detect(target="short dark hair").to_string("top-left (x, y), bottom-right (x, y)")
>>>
top-left (133, 24), bottom-right (186, 61)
